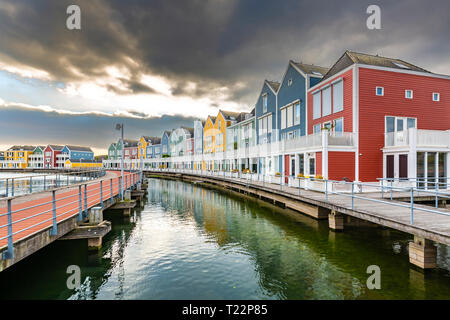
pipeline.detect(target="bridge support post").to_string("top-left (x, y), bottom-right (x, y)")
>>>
top-left (328, 210), bottom-right (344, 231)
top-left (409, 236), bottom-right (437, 269)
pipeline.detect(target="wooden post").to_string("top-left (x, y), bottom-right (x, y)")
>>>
top-left (409, 236), bottom-right (437, 269)
top-left (328, 210), bottom-right (344, 231)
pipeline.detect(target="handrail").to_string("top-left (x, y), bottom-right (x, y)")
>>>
top-left (145, 168), bottom-right (450, 227)
top-left (0, 171), bottom-right (142, 260)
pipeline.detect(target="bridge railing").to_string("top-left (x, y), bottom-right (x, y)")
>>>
top-left (0, 171), bottom-right (141, 260)
top-left (146, 168), bottom-right (450, 226)
top-left (0, 169), bottom-right (107, 198)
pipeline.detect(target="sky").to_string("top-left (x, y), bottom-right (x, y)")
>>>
top-left (0, 0), bottom-right (449, 155)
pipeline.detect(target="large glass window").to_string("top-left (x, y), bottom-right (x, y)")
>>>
top-left (294, 103), bottom-right (300, 125)
top-left (262, 94), bottom-right (268, 113)
top-left (267, 115), bottom-right (272, 133)
top-left (396, 118), bottom-right (404, 132)
top-left (333, 81), bottom-right (344, 112)
top-left (407, 118), bottom-right (416, 129)
top-left (313, 124), bottom-right (321, 134)
top-left (385, 117), bottom-right (395, 133)
top-left (287, 105), bottom-right (293, 128)
top-left (334, 118), bottom-right (343, 133)
top-left (309, 157), bottom-right (315, 175)
top-left (323, 86), bottom-right (332, 116)
top-left (281, 108), bottom-right (286, 129)
top-left (313, 92), bottom-right (321, 119)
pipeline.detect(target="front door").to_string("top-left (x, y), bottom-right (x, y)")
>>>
top-left (386, 155), bottom-right (394, 179)
top-left (284, 155), bottom-right (290, 183)
top-left (399, 154), bottom-right (408, 179)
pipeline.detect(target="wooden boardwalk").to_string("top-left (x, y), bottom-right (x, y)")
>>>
top-left (148, 171), bottom-right (450, 247)
top-left (0, 171), bottom-right (136, 250)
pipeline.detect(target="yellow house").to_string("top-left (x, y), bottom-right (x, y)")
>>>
top-left (203, 115), bottom-right (216, 154)
top-left (5, 145), bottom-right (35, 169)
top-left (214, 110), bottom-right (240, 153)
top-left (138, 136), bottom-right (152, 159)
top-left (65, 159), bottom-right (103, 168)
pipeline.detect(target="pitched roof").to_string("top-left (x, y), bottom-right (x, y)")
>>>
top-left (236, 112), bottom-right (253, 123)
top-left (68, 158), bottom-right (101, 163)
top-left (206, 115), bottom-right (216, 123)
top-left (141, 136), bottom-right (152, 142)
top-left (266, 80), bottom-right (280, 92)
top-left (150, 137), bottom-right (161, 144)
top-left (181, 127), bottom-right (194, 136)
top-left (219, 110), bottom-right (240, 121)
top-left (65, 145), bottom-right (93, 152)
top-left (291, 62), bottom-right (329, 77)
top-left (123, 139), bottom-right (139, 147)
top-left (48, 145), bottom-right (65, 151)
top-left (8, 145), bottom-right (36, 151)
top-left (321, 50), bottom-right (431, 82)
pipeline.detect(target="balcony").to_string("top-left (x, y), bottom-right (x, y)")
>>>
top-left (385, 129), bottom-right (450, 149)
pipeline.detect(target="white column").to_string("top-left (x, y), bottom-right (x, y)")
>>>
top-left (408, 128), bottom-right (417, 180)
top-left (446, 152), bottom-right (450, 189)
top-left (394, 154), bottom-right (399, 179)
top-left (321, 131), bottom-right (329, 179)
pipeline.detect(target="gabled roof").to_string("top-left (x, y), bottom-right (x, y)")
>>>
top-left (235, 111), bottom-right (253, 123)
top-left (266, 80), bottom-right (280, 92)
top-left (123, 140), bottom-right (139, 147)
top-left (206, 115), bottom-right (216, 124)
top-left (150, 137), bottom-right (161, 144)
top-left (181, 127), bottom-right (194, 136)
top-left (8, 145), bottom-right (36, 151)
top-left (291, 61), bottom-right (329, 77)
top-left (47, 145), bottom-right (64, 151)
top-left (65, 145), bottom-right (93, 152)
top-left (321, 50), bottom-right (431, 82)
top-left (219, 110), bottom-right (240, 121)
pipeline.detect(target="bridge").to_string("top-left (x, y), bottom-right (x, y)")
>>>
top-left (146, 169), bottom-right (450, 270)
top-left (0, 170), bottom-right (145, 272)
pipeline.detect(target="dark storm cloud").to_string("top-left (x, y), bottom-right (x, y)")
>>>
top-left (0, 0), bottom-right (449, 107)
top-left (0, 105), bottom-right (195, 152)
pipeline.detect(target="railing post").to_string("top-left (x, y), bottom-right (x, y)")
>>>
top-left (43, 175), bottom-right (46, 191)
top-left (381, 180), bottom-right (384, 199)
top-left (390, 179), bottom-right (393, 200)
top-left (410, 187), bottom-right (414, 225)
top-left (29, 176), bottom-right (32, 194)
top-left (5, 178), bottom-right (8, 197)
top-left (84, 184), bottom-right (88, 218)
top-left (100, 180), bottom-right (103, 208)
top-left (50, 190), bottom-right (58, 236)
top-left (325, 179), bottom-right (328, 201)
top-left (2, 199), bottom-right (14, 260)
top-left (67, 174), bottom-right (69, 186)
top-left (11, 178), bottom-right (14, 197)
top-left (351, 182), bottom-right (354, 210)
top-left (110, 178), bottom-right (114, 203)
top-left (298, 178), bottom-right (301, 196)
top-left (435, 183), bottom-right (439, 208)
top-left (78, 185), bottom-right (83, 221)
top-left (119, 176), bottom-right (123, 200)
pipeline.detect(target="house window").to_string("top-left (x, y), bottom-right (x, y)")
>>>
top-left (294, 102), bottom-right (300, 125)
top-left (313, 92), bottom-right (321, 119)
top-left (333, 118), bottom-right (343, 134)
top-left (218, 120), bottom-right (221, 128)
top-left (333, 81), bottom-right (344, 112)
top-left (385, 116), bottom-right (417, 132)
top-left (288, 78), bottom-right (293, 86)
top-left (262, 94), bottom-right (268, 113)
top-left (267, 115), bottom-right (272, 133)
top-left (376, 87), bottom-right (384, 96)
top-left (309, 157), bottom-right (315, 175)
top-left (405, 90), bottom-right (413, 99)
top-left (287, 105), bottom-right (293, 128)
top-left (323, 86), bottom-right (332, 116)
top-left (433, 93), bottom-right (440, 102)
top-left (313, 124), bottom-right (321, 134)
top-left (323, 122), bottom-right (332, 131)
top-left (281, 108), bottom-right (286, 129)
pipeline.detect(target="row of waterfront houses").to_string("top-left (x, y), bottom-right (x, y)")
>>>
top-left (104, 50), bottom-right (450, 184)
top-left (0, 144), bottom-right (102, 169)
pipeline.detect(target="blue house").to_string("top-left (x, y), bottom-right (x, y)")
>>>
top-left (145, 137), bottom-right (161, 159)
top-left (254, 80), bottom-right (279, 175)
top-left (276, 61), bottom-right (328, 178)
top-left (255, 80), bottom-right (279, 144)
top-left (61, 145), bottom-right (94, 160)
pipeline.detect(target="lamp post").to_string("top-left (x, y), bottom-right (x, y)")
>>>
top-left (116, 123), bottom-right (125, 200)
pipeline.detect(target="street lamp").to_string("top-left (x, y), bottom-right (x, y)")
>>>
top-left (116, 123), bottom-right (124, 200)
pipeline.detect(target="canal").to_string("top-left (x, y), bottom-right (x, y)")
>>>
top-left (0, 178), bottom-right (449, 299)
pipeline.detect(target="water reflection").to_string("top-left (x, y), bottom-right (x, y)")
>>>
top-left (0, 178), bottom-right (449, 300)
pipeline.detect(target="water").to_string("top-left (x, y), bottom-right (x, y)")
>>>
top-left (0, 178), bottom-right (449, 299)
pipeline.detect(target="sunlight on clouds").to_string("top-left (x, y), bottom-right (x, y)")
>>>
top-left (140, 74), bottom-right (172, 96)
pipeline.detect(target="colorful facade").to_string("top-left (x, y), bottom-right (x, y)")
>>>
top-left (5, 146), bottom-right (35, 168)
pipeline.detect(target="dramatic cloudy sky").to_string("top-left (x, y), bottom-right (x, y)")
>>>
top-left (0, 0), bottom-right (449, 154)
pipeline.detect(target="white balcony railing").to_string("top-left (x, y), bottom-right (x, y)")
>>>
top-left (385, 128), bottom-right (450, 148)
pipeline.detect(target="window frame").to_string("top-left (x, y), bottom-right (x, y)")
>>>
top-left (405, 90), bottom-right (413, 99)
top-left (376, 86), bottom-right (384, 96)
top-left (433, 92), bottom-right (440, 102)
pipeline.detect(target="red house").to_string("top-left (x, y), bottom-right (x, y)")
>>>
top-left (307, 51), bottom-right (450, 184)
top-left (43, 145), bottom-right (64, 169)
